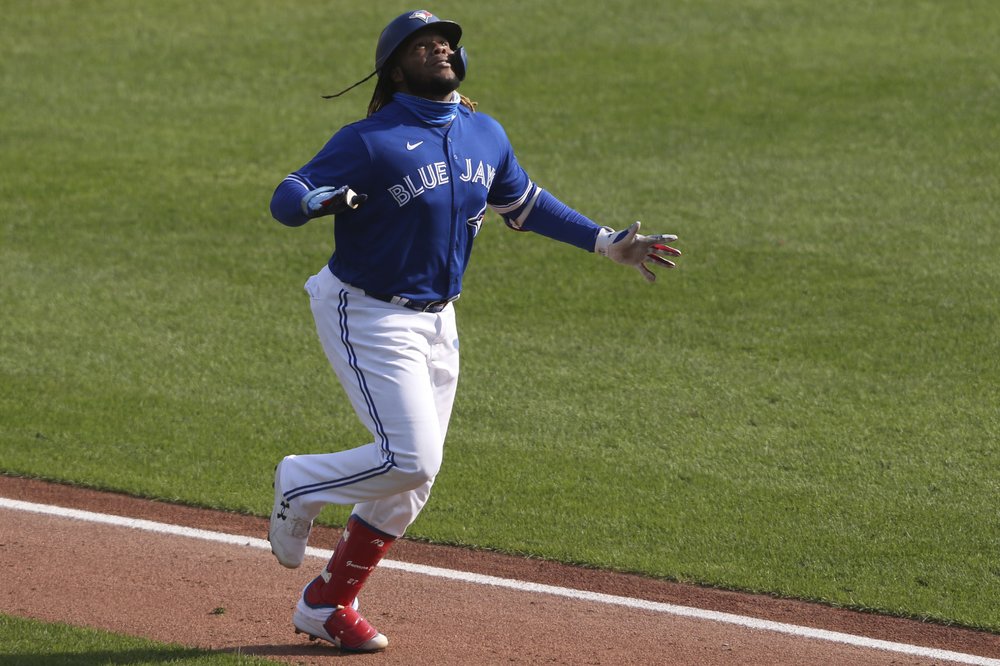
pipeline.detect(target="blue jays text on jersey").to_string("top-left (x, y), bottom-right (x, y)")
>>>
top-left (387, 157), bottom-right (496, 207)
top-left (270, 93), bottom-right (602, 302)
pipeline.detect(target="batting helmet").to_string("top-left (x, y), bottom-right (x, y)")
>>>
top-left (322, 9), bottom-right (466, 100)
top-left (375, 10), bottom-right (465, 77)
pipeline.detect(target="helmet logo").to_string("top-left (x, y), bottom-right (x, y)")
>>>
top-left (409, 10), bottom-right (434, 22)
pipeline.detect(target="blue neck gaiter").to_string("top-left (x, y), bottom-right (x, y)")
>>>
top-left (394, 92), bottom-right (459, 127)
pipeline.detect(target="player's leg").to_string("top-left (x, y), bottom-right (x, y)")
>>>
top-left (270, 267), bottom-right (450, 566)
top-left (291, 513), bottom-right (395, 651)
top-left (347, 301), bottom-right (460, 537)
top-left (292, 267), bottom-right (450, 513)
top-left (269, 340), bottom-right (443, 571)
top-left (289, 270), bottom-right (463, 650)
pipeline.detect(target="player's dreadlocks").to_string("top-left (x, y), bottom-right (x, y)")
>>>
top-left (324, 71), bottom-right (476, 116)
top-left (367, 73), bottom-right (476, 117)
top-left (459, 94), bottom-right (478, 113)
top-left (366, 74), bottom-right (394, 116)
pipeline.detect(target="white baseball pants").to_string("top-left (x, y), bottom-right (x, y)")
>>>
top-left (279, 265), bottom-right (460, 537)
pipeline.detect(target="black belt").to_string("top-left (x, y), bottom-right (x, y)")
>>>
top-left (364, 291), bottom-right (458, 313)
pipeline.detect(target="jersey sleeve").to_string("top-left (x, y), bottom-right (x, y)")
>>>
top-left (485, 120), bottom-right (602, 252)
top-left (270, 175), bottom-right (310, 227)
top-left (269, 125), bottom-right (371, 227)
top-left (517, 190), bottom-right (603, 252)
top-left (485, 120), bottom-right (537, 226)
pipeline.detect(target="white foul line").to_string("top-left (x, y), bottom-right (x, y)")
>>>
top-left (1, 497), bottom-right (997, 666)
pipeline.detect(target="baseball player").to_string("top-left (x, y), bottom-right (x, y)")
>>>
top-left (267, 9), bottom-right (681, 652)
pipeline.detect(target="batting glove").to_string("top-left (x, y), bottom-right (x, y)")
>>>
top-left (301, 185), bottom-right (367, 218)
top-left (595, 221), bottom-right (681, 283)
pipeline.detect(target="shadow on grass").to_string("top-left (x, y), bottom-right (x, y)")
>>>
top-left (0, 642), bottom-right (355, 665)
top-left (0, 648), bottom-right (207, 666)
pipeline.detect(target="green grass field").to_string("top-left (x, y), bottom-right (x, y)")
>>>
top-left (2, 1), bottom-right (998, 655)
top-left (0, 615), bottom-right (273, 665)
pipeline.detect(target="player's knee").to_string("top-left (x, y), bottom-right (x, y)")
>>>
top-left (393, 449), bottom-right (442, 489)
top-left (400, 458), bottom-right (441, 488)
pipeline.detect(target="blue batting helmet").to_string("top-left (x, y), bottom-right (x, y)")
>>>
top-left (375, 10), bottom-right (464, 74)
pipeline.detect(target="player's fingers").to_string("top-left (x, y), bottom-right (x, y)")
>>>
top-left (646, 253), bottom-right (676, 268)
top-left (651, 243), bottom-right (682, 257)
top-left (637, 263), bottom-right (657, 282)
top-left (621, 221), bottom-right (641, 242)
top-left (646, 234), bottom-right (678, 243)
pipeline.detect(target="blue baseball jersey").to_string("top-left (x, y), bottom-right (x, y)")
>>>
top-left (271, 99), bottom-right (601, 302)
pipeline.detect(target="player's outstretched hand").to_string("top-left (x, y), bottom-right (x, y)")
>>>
top-left (301, 185), bottom-right (368, 218)
top-left (596, 221), bottom-right (681, 283)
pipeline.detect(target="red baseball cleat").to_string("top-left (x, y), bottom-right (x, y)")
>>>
top-left (293, 596), bottom-right (388, 652)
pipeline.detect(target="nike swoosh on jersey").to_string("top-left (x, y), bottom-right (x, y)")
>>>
top-left (406, 141), bottom-right (424, 151)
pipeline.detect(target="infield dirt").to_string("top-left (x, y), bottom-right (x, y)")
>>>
top-left (1, 475), bottom-right (998, 665)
